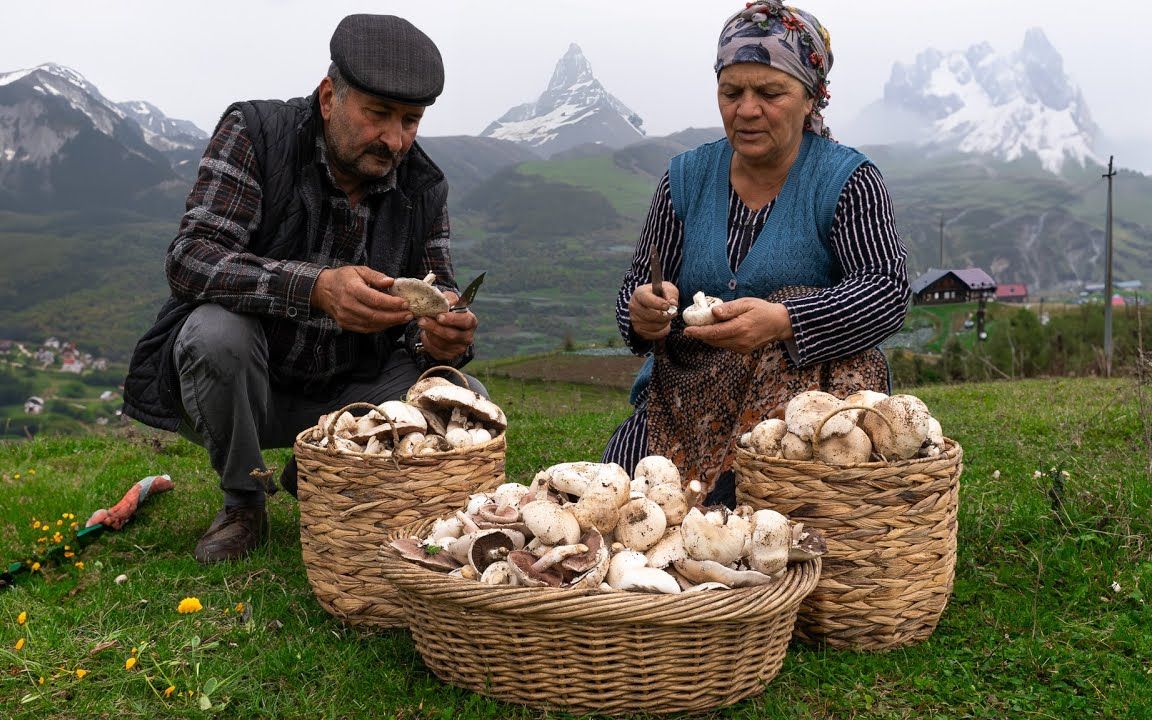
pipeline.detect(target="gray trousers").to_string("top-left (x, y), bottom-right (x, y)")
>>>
top-left (172, 304), bottom-right (483, 494)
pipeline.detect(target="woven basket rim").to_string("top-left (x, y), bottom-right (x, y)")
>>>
top-left (293, 421), bottom-right (505, 466)
top-left (735, 435), bottom-right (961, 471)
top-left (378, 519), bottom-right (821, 627)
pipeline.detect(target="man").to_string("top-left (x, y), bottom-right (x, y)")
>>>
top-left (122, 14), bottom-right (479, 563)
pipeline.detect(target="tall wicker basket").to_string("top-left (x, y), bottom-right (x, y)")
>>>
top-left (294, 373), bottom-right (505, 629)
top-left (733, 436), bottom-right (962, 651)
top-left (378, 518), bottom-right (821, 716)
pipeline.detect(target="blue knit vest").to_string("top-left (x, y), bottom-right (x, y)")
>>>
top-left (629, 132), bottom-right (867, 404)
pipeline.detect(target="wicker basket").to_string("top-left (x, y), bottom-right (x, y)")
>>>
top-left (378, 518), bottom-right (821, 716)
top-left (295, 368), bottom-right (506, 629)
top-left (733, 409), bottom-right (962, 652)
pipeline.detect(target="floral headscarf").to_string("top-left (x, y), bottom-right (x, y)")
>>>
top-left (715, 1), bottom-right (834, 138)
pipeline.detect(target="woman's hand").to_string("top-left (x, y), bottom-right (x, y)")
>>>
top-left (629, 282), bottom-right (680, 340)
top-left (683, 297), bottom-right (793, 353)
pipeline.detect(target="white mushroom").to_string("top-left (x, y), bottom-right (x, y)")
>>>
top-left (780, 432), bottom-right (813, 460)
top-left (747, 418), bottom-right (788, 457)
top-left (682, 291), bottom-right (722, 326)
top-left (860, 394), bottom-right (935, 460)
top-left (411, 384), bottom-right (507, 432)
top-left (492, 482), bottom-right (532, 509)
top-left (389, 273), bottom-right (450, 317)
top-left (566, 489), bottom-right (621, 535)
top-left (812, 425), bottom-right (873, 466)
top-left (679, 507), bottom-right (748, 566)
top-left (646, 482), bottom-right (691, 526)
top-left (785, 390), bottom-right (855, 441)
top-left (520, 500), bottom-right (582, 546)
top-left (644, 526), bottom-right (687, 569)
top-left (479, 560), bottom-right (519, 586)
top-left (615, 498), bottom-right (668, 552)
top-left (673, 558), bottom-right (775, 588)
top-left (606, 550), bottom-right (682, 594)
top-left (747, 509), bottom-right (791, 576)
top-left (631, 455), bottom-right (681, 496)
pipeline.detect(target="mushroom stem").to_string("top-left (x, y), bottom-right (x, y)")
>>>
top-left (530, 543), bottom-right (589, 573)
top-left (455, 510), bottom-right (481, 534)
top-left (683, 479), bottom-right (705, 509)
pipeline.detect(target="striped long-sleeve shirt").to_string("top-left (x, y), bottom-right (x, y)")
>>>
top-left (615, 164), bottom-right (910, 366)
top-left (166, 110), bottom-right (457, 386)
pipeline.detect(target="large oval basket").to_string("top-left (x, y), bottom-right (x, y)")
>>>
top-left (378, 519), bottom-right (821, 716)
top-left (733, 438), bottom-right (962, 651)
top-left (295, 397), bottom-right (505, 629)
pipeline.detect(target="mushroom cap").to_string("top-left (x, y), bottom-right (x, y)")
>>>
top-left (566, 490), bottom-right (621, 535)
top-left (680, 507), bottom-right (748, 566)
top-left (780, 432), bottom-right (813, 460)
top-left (466, 529), bottom-right (517, 573)
top-left (479, 560), bottom-right (519, 586)
top-left (645, 482), bottom-right (691, 526)
top-left (606, 550), bottom-right (682, 594)
top-left (615, 497), bottom-right (668, 552)
top-left (632, 455), bottom-right (681, 495)
top-left (506, 549), bottom-right (563, 587)
top-left (747, 418), bottom-right (788, 457)
top-left (520, 499), bottom-right (582, 546)
top-left (786, 390), bottom-right (855, 441)
top-left (390, 277), bottom-right (450, 317)
top-left (644, 526), bottom-right (687, 569)
top-left (377, 400), bottom-right (429, 434)
top-left (673, 558), bottom-right (776, 588)
top-left (405, 376), bottom-right (456, 404)
top-left (411, 384), bottom-right (507, 431)
top-left (389, 538), bottom-right (462, 572)
top-left (812, 425), bottom-right (874, 466)
top-left (789, 522), bottom-right (828, 561)
top-left (860, 394), bottom-right (935, 460)
top-left (748, 509), bottom-right (791, 576)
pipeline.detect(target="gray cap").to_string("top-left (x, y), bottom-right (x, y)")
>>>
top-left (329, 14), bottom-right (444, 106)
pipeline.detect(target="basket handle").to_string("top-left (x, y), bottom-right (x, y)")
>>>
top-left (414, 364), bottom-right (470, 388)
top-left (323, 401), bottom-right (403, 453)
top-left (810, 404), bottom-right (894, 456)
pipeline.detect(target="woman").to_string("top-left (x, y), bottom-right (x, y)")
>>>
top-left (602, 1), bottom-right (910, 506)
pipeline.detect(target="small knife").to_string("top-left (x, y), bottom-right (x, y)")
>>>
top-left (450, 272), bottom-right (486, 312)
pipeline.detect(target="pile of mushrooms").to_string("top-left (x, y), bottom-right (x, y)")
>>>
top-left (390, 457), bottom-right (825, 594)
top-left (300, 377), bottom-right (506, 456)
top-left (738, 390), bottom-right (945, 465)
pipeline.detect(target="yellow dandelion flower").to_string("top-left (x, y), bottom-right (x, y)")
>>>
top-left (37, 537), bottom-right (47, 544)
top-left (70, 522), bottom-right (79, 530)
top-left (13, 474), bottom-right (19, 480)
top-left (30, 562), bottom-right (40, 572)
top-left (15, 638), bottom-right (25, 651)
top-left (177, 597), bottom-right (203, 614)
top-left (74, 562), bottom-right (85, 570)
top-left (29, 469), bottom-right (36, 475)
top-left (163, 685), bottom-right (175, 698)
top-left (17, 611), bottom-right (27, 625)
top-left (38, 676), bottom-right (44, 685)
top-left (131, 647), bottom-right (138, 656)
top-left (56, 519), bottom-right (63, 526)
top-left (75, 669), bottom-right (87, 679)
top-left (235, 602), bottom-right (245, 613)
top-left (125, 657), bottom-right (137, 670)
top-left (32, 520), bottom-right (41, 530)
top-left (64, 551), bottom-right (74, 559)
top-left (52, 533), bottom-right (63, 543)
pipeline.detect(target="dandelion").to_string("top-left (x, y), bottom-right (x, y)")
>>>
top-left (56, 519), bottom-right (63, 526)
top-left (38, 677), bottom-right (44, 685)
top-left (29, 469), bottom-right (36, 475)
top-left (13, 474), bottom-right (19, 480)
top-left (177, 597), bottom-right (203, 614)
top-left (15, 638), bottom-right (25, 651)
top-left (164, 685), bottom-right (175, 698)
top-left (125, 657), bottom-right (137, 670)
top-left (30, 562), bottom-right (40, 572)
top-left (64, 551), bottom-right (74, 559)
top-left (75, 669), bottom-right (87, 679)
top-left (32, 520), bottom-right (41, 530)
top-left (74, 562), bottom-right (85, 570)
top-left (235, 602), bottom-right (245, 613)
top-left (17, 611), bottom-right (27, 625)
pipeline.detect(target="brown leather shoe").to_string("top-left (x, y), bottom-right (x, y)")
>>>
top-left (193, 506), bottom-right (269, 563)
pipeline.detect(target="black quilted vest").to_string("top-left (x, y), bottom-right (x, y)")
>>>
top-left (121, 93), bottom-right (448, 430)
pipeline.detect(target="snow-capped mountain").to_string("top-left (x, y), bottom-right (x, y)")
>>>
top-left (0, 63), bottom-right (205, 211)
top-left (851, 29), bottom-right (1099, 174)
top-left (481, 44), bottom-right (645, 157)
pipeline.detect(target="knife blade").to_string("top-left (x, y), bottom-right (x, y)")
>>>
top-left (450, 272), bottom-right (486, 312)
top-left (649, 245), bottom-right (667, 355)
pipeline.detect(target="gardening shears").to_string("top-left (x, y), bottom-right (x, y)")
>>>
top-left (450, 272), bottom-right (486, 313)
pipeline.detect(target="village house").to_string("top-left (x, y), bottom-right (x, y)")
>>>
top-left (60, 352), bottom-right (85, 374)
top-left (995, 283), bottom-right (1029, 303)
top-left (24, 396), bottom-right (45, 414)
top-left (911, 268), bottom-right (997, 306)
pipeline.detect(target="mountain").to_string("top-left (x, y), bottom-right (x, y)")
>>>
top-left (849, 29), bottom-right (1100, 174)
top-left (0, 63), bottom-right (202, 213)
top-left (480, 44), bottom-right (646, 158)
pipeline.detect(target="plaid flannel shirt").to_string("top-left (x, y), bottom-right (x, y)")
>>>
top-left (165, 110), bottom-right (458, 389)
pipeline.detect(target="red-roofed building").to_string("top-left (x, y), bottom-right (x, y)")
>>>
top-left (995, 283), bottom-right (1029, 303)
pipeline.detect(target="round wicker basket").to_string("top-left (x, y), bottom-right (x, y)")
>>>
top-left (295, 372), bottom-right (506, 629)
top-left (733, 435), bottom-right (961, 651)
top-left (378, 519), bottom-right (821, 715)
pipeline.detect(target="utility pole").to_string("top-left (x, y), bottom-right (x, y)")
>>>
top-left (939, 215), bottom-right (945, 268)
top-left (1103, 156), bottom-right (1116, 378)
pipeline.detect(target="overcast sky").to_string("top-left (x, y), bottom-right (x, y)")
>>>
top-left (3, 0), bottom-right (1149, 170)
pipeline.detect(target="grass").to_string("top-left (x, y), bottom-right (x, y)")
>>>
top-left (1, 375), bottom-right (1150, 719)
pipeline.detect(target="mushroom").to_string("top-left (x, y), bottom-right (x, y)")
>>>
top-left (859, 394), bottom-right (935, 460)
top-left (606, 550), bottom-right (682, 594)
top-left (812, 425), bottom-right (873, 465)
top-left (479, 560), bottom-right (519, 586)
top-left (631, 455), bottom-right (681, 496)
top-left (520, 500), bottom-right (582, 546)
top-left (506, 550), bottom-right (564, 587)
top-left (395, 432), bottom-right (425, 456)
top-left (746, 418), bottom-right (788, 457)
top-left (389, 538), bottom-right (462, 572)
top-left (411, 384), bottom-right (507, 433)
top-left (645, 482), bottom-right (691, 526)
top-left (567, 544), bottom-right (611, 590)
top-left (780, 432), bottom-right (813, 460)
top-left (785, 390), bottom-right (858, 442)
top-left (644, 526), bottom-right (687, 569)
top-left (566, 489), bottom-right (621, 535)
top-left (459, 529), bottom-right (520, 573)
top-left (679, 507), bottom-right (748, 566)
top-left (389, 273), bottom-right (450, 317)
top-left (682, 291), bottom-right (722, 326)
top-left (747, 509), bottom-right (791, 576)
top-left (492, 482), bottom-right (532, 509)
top-left (789, 522), bottom-right (828, 562)
top-left (615, 498), bottom-right (668, 552)
top-left (673, 558), bottom-right (775, 588)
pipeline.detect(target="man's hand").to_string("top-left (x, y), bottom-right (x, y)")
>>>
top-left (418, 291), bottom-right (478, 360)
top-left (683, 298), bottom-right (794, 353)
top-left (629, 282), bottom-right (680, 341)
top-left (310, 266), bottom-right (412, 333)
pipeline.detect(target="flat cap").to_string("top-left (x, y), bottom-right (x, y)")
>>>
top-left (330, 14), bottom-right (444, 106)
